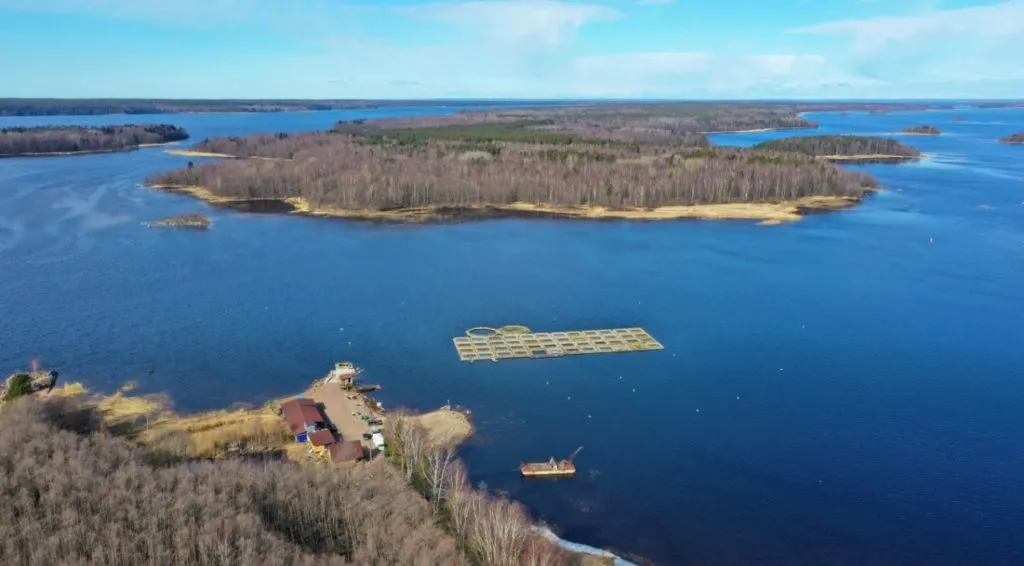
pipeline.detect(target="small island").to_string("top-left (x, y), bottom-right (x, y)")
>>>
top-left (144, 212), bottom-right (210, 229)
top-left (752, 135), bottom-right (922, 163)
top-left (999, 131), bottom-right (1024, 145)
top-left (898, 125), bottom-right (942, 136)
top-left (146, 104), bottom-right (887, 224)
top-left (0, 124), bottom-right (189, 157)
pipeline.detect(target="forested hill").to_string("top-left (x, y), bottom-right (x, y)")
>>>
top-left (1000, 131), bottom-right (1024, 144)
top-left (0, 124), bottom-right (189, 156)
top-left (752, 135), bottom-right (921, 158)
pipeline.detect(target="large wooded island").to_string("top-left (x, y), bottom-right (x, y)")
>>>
top-left (146, 104), bottom-right (922, 224)
top-left (0, 124), bottom-right (189, 157)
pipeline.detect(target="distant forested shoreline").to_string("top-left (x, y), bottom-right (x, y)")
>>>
top-left (2, 98), bottom-right (1022, 117)
top-left (0, 98), bottom-right (544, 116)
top-left (0, 124), bottom-right (189, 156)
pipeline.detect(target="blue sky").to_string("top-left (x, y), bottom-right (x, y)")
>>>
top-left (2, 0), bottom-right (1023, 99)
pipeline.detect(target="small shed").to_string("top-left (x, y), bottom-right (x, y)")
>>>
top-left (329, 440), bottom-right (365, 463)
top-left (307, 430), bottom-right (335, 447)
top-left (371, 432), bottom-right (386, 449)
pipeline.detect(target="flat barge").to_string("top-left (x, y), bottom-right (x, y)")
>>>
top-left (521, 447), bottom-right (583, 478)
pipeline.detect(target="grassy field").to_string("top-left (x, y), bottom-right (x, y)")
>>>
top-left (50, 382), bottom-right (292, 459)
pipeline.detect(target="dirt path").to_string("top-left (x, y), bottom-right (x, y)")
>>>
top-left (305, 382), bottom-right (377, 450)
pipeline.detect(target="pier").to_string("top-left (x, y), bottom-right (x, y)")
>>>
top-left (453, 326), bottom-right (663, 362)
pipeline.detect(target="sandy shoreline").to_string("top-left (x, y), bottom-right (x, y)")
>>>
top-left (164, 149), bottom-right (288, 161)
top-left (149, 183), bottom-right (869, 224)
top-left (819, 153), bottom-right (919, 163)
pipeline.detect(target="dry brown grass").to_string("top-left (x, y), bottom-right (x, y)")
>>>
top-left (52, 384), bottom-right (291, 459)
top-left (47, 382), bottom-right (88, 398)
top-left (408, 409), bottom-right (474, 449)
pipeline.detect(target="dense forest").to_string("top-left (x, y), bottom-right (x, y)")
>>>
top-left (900, 125), bottom-right (941, 135)
top-left (334, 104), bottom-right (820, 137)
top-left (1000, 131), bottom-right (1024, 144)
top-left (752, 135), bottom-right (921, 158)
top-left (0, 124), bottom-right (189, 156)
top-left (149, 129), bottom-right (877, 214)
top-left (0, 394), bottom-right (588, 566)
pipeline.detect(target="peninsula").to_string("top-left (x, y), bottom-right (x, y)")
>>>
top-left (752, 135), bottom-right (922, 163)
top-left (0, 124), bottom-right (189, 157)
top-left (1000, 131), bottom-right (1024, 144)
top-left (899, 125), bottom-right (942, 135)
top-left (0, 366), bottom-right (608, 565)
top-left (146, 104), bottom-right (887, 224)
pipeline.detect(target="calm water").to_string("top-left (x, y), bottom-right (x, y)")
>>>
top-left (2, 106), bottom-right (1023, 566)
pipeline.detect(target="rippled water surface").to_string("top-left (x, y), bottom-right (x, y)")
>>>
top-left (2, 106), bottom-right (1023, 565)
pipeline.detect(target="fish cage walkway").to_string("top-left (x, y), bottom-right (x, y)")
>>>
top-left (453, 326), bottom-right (664, 362)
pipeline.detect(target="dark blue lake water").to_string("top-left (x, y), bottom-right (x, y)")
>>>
top-left (2, 106), bottom-right (1022, 566)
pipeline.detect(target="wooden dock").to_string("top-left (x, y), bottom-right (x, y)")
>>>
top-left (453, 326), bottom-right (663, 362)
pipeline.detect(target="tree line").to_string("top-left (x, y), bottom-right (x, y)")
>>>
top-left (336, 104), bottom-right (817, 140)
top-left (752, 135), bottom-right (921, 157)
top-left (0, 99), bottom-right (524, 116)
top-left (0, 124), bottom-right (189, 156)
top-left (148, 131), bottom-right (877, 212)
top-left (382, 411), bottom-right (583, 566)
top-left (0, 395), bottom-right (587, 566)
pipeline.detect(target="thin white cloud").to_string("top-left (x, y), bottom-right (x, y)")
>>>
top-left (748, 54), bottom-right (827, 75)
top-left (401, 1), bottom-right (620, 49)
top-left (791, 0), bottom-right (1024, 51)
top-left (0, 0), bottom-right (256, 24)
top-left (577, 52), bottom-right (710, 75)
top-left (566, 51), bottom-right (851, 97)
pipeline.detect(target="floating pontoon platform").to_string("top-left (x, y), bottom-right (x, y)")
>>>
top-left (453, 326), bottom-right (663, 363)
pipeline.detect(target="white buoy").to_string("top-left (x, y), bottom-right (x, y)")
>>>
top-left (696, 409), bottom-right (700, 413)
top-left (736, 396), bottom-right (740, 400)
top-left (567, 396), bottom-right (571, 400)
top-left (632, 388), bottom-right (636, 392)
